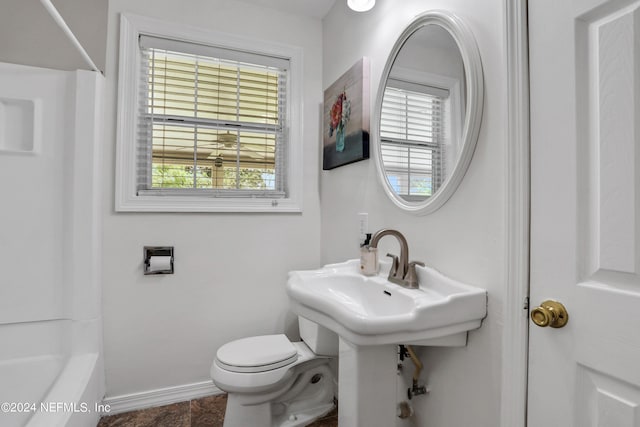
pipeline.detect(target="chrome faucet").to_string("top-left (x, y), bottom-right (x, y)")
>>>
top-left (369, 229), bottom-right (424, 288)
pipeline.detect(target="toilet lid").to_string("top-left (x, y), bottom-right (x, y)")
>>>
top-left (215, 334), bottom-right (298, 373)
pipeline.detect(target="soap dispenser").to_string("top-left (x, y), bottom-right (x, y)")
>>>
top-left (360, 233), bottom-right (378, 276)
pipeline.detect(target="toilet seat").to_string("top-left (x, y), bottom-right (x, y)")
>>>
top-left (216, 334), bottom-right (298, 373)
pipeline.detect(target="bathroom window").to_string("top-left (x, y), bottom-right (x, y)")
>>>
top-left (380, 81), bottom-right (447, 201)
top-left (115, 14), bottom-right (303, 212)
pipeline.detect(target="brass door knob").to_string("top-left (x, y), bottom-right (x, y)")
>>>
top-left (530, 300), bottom-right (569, 328)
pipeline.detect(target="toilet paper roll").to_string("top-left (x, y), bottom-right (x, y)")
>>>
top-left (148, 256), bottom-right (172, 273)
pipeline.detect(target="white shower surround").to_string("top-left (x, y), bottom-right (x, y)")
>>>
top-left (0, 62), bottom-right (104, 427)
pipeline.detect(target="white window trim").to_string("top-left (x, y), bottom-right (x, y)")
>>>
top-left (115, 13), bottom-right (304, 212)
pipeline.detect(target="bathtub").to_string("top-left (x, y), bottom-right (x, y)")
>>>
top-left (0, 319), bottom-right (104, 427)
top-left (0, 63), bottom-right (105, 427)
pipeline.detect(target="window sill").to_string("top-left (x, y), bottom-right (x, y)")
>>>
top-left (115, 194), bottom-right (302, 213)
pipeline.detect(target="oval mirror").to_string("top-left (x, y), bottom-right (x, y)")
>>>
top-left (373, 11), bottom-right (484, 214)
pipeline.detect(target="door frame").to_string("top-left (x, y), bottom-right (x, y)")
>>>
top-left (501, 0), bottom-right (530, 426)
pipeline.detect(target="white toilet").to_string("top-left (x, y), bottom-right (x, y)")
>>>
top-left (210, 317), bottom-right (339, 427)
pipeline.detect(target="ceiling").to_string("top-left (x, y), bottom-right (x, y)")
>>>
top-left (238, 0), bottom-right (337, 19)
top-left (0, 0), bottom-right (107, 72)
top-left (0, 0), bottom-right (335, 73)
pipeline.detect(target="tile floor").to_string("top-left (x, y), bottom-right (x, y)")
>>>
top-left (97, 394), bottom-right (338, 427)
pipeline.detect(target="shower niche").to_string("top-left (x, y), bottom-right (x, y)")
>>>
top-left (0, 97), bottom-right (40, 153)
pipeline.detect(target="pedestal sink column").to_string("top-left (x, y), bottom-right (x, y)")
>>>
top-left (338, 337), bottom-right (398, 426)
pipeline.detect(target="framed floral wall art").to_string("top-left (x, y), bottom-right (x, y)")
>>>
top-left (322, 58), bottom-right (370, 170)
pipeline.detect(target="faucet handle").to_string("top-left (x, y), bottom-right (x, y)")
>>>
top-left (386, 253), bottom-right (399, 277)
top-left (405, 261), bottom-right (425, 289)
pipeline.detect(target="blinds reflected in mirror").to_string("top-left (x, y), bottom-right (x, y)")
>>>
top-left (380, 83), bottom-right (447, 201)
top-left (137, 35), bottom-right (288, 197)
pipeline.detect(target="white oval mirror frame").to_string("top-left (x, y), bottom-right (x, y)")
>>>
top-left (373, 10), bottom-right (484, 215)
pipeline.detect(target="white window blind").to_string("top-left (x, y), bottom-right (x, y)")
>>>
top-left (380, 81), bottom-right (447, 200)
top-left (137, 35), bottom-right (289, 198)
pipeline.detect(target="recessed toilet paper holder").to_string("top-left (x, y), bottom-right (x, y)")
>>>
top-left (144, 246), bottom-right (174, 275)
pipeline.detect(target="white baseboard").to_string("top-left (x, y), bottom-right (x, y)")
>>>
top-left (102, 380), bottom-right (223, 415)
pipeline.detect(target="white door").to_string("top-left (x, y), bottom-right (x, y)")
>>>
top-left (529, 0), bottom-right (640, 425)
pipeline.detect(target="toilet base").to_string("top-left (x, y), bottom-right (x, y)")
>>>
top-left (273, 401), bottom-right (335, 427)
top-left (224, 395), bottom-right (334, 427)
top-left (222, 363), bottom-right (335, 427)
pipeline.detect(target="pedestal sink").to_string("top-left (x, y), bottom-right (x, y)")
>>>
top-left (287, 259), bottom-right (487, 346)
top-left (286, 259), bottom-right (487, 426)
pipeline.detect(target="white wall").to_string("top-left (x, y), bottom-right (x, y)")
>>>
top-left (102, 0), bottom-right (323, 397)
top-left (321, 1), bottom-right (507, 426)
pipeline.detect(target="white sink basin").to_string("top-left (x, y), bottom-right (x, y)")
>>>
top-left (286, 259), bottom-right (487, 346)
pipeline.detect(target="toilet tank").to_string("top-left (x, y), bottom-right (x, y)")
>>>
top-left (298, 316), bottom-right (338, 356)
